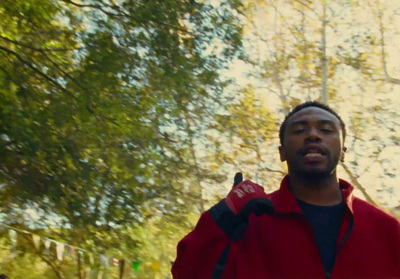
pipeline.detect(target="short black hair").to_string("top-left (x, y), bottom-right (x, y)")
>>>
top-left (279, 101), bottom-right (346, 145)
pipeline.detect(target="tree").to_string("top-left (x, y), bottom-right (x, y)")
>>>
top-left (0, 0), bottom-right (245, 277)
top-left (240, 0), bottom-right (400, 210)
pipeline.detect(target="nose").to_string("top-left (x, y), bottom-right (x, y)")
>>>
top-left (305, 127), bottom-right (321, 142)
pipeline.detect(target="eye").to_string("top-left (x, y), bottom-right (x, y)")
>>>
top-left (293, 129), bottom-right (305, 134)
top-left (321, 128), bottom-right (334, 133)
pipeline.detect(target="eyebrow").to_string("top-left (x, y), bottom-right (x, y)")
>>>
top-left (289, 119), bottom-right (337, 128)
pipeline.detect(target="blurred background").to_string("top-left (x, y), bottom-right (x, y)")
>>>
top-left (0, 0), bottom-right (399, 278)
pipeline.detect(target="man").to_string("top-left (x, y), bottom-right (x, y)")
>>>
top-left (171, 101), bottom-right (400, 279)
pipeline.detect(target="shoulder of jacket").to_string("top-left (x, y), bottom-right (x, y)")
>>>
top-left (353, 197), bottom-right (400, 225)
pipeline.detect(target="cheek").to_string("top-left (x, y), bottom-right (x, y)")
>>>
top-left (330, 140), bottom-right (344, 155)
top-left (285, 138), bottom-right (301, 150)
top-left (282, 142), bottom-right (300, 158)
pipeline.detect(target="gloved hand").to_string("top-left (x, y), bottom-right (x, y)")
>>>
top-left (225, 172), bottom-right (274, 221)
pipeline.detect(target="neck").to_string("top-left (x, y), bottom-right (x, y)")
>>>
top-left (288, 172), bottom-right (343, 206)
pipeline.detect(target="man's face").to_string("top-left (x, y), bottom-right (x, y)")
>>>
top-left (279, 107), bottom-right (347, 178)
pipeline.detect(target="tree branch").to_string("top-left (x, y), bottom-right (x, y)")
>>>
top-left (0, 46), bottom-right (78, 100)
top-left (0, 45), bottom-right (122, 131)
top-left (61, 0), bottom-right (192, 35)
top-left (376, 1), bottom-right (400, 85)
top-left (340, 162), bottom-right (377, 206)
top-left (61, 0), bottom-right (120, 17)
top-left (293, 0), bottom-right (320, 18)
top-left (25, 233), bottom-right (65, 279)
top-left (0, 35), bottom-right (81, 52)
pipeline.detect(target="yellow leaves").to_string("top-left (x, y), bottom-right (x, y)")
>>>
top-left (50, 19), bottom-right (60, 27)
top-left (65, 154), bottom-right (76, 170)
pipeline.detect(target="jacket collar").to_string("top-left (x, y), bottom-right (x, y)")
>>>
top-left (270, 175), bottom-right (355, 214)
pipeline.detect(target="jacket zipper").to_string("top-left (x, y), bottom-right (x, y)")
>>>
top-left (329, 211), bottom-right (355, 278)
top-left (291, 211), bottom-right (328, 276)
top-left (292, 209), bottom-right (355, 279)
top-left (335, 214), bottom-right (354, 254)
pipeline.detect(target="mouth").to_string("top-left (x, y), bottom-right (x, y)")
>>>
top-left (301, 146), bottom-right (327, 158)
top-left (304, 153), bottom-right (324, 160)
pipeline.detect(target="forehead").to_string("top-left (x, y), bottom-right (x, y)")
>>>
top-left (286, 107), bottom-right (340, 127)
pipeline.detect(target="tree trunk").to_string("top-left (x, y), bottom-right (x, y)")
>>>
top-left (321, 2), bottom-right (328, 104)
top-left (77, 250), bottom-right (83, 279)
top-left (183, 110), bottom-right (205, 213)
top-left (340, 162), bottom-right (377, 206)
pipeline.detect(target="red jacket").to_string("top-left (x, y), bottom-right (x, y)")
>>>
top-left (172, 176), bottom-right (400, 279)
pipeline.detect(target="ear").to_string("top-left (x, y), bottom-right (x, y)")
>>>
top-left (340, 146), bottom-right (347, 162)
top-left (279, 146), bottom-right (286, 162)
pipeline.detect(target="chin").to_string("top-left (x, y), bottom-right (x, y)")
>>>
top-left (298, 170), bottom-right (333, 180)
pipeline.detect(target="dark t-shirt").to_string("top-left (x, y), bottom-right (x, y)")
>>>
top-left (297, 199), bottom-right (346, 273)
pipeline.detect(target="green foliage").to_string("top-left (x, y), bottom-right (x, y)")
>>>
top-left (0, 0), bottom-right (245, 277)
top-left (208, 86), bottom-right (284, 192)
top-left (3, 0), bottom-right (399, 277)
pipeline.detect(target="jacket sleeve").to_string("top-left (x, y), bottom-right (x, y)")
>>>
top-left (171, 199), bottom-right (248, 279)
